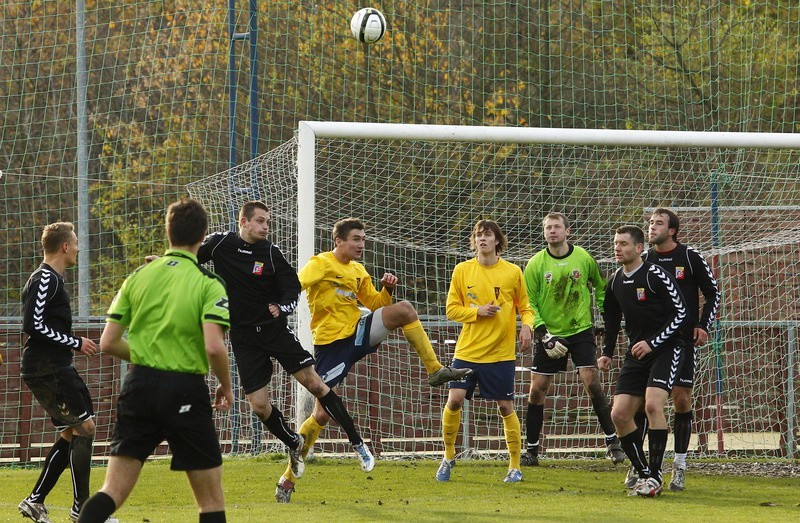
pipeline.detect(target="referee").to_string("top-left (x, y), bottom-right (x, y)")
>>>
top-left (79, 198), bottom-right (232, 522)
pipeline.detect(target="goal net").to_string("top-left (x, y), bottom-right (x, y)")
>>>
top-left (188, 123), bottom-right (800, 460)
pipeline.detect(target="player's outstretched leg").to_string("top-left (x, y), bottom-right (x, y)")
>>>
top-left (401, 319), bottom-right (472, 386)
top-left (428, 365), bottom-right (473, 387)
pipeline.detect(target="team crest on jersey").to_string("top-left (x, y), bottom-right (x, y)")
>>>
top-left (252, 261), bottom-right (264, 275)
top-left (356, 277), bottom-right (361, 289)
top-left (544, 271), bottom-right (553, 283)
top-left (571, 268), bottom-right (581, 280)
top-left (636, 288), bottom-right (646, 301)
top-left (675, 266), bottom-right (685, 279)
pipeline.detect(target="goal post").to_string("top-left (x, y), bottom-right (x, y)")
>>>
top-left (296, 121), bottom-right (800, 455)
top-left (188, 122), bottom-right (800, 460)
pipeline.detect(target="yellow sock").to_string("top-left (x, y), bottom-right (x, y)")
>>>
top-left (402, 320), bottom-right (443, 375)
top-left (502, 411), bottom-right (522, 470)
top-left (442, 406), bottom-right (461, 461)
top-left (284, 415), bottom-right (326, 482)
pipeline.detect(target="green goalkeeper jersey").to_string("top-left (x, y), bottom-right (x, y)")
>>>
top-left (523, 244), bottom-right (605, 337)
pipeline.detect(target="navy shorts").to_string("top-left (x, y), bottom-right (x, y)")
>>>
top-left (614, 344), bottom-right (686, 396)
top-left (315, 313), bottom-right (380, 387)
top-left (24, 366), bottom-right (94, 431)
top-left (230, 323), bottom-right (315, 394)
top-left (447, 359), bottom-right (516, 401)
top-left (531, 328), bottom-right (598, 375)
top-left (109, 366), bottom-right (222, 471)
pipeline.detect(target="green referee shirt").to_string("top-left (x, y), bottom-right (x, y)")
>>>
top-left (106, 249), bottom-right (230, 374)
top-left (523, 244), bottom-right (605, 337)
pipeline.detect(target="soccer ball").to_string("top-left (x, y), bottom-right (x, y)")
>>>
top-left (350, 8), bottom-right (387, 44)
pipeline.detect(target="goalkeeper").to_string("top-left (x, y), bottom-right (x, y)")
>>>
top-left (520, 212), bottom-right (625, 466)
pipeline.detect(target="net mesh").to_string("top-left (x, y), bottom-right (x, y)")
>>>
top-left (187, 133), bottom-right (800, 458)
top-left (2, 1), bottom-right (800, 464)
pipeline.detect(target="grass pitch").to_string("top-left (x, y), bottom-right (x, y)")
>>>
top-left (2, 455), bottom-right (798, 522)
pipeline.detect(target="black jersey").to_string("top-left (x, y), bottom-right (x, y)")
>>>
top-left (643, 243), bottom-right (720, 343)
top-left (602, 261), bottom-right (688, 360)
top-left (197, 231), bottom-right (299, 328)
top-left (21, 263), bottom-right (83, 377)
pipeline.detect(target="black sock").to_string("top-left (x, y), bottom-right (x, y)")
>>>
top-left (69, 436), bottom-right (94, 512)
top-left (673, 411), bottom-right (693, 454)
top-left (76, 491), bottom-right (115, 523)
top-left (620, 431), bottom-right (650, 478)
top-left (262, 406), bottom-right (300, 449)
top-left (318, 390), bottom-right (363, 445)
top-left (525, 403), bottom-right (544, 452)
top-left (590, 394), bottom-right (616, 437)
top-left (28, 437), bottom-right (70, 503)
top-left (647, 429), bottom-right (668, 484)
top-left (633, 410), bottom-right (648, 445)
top-left (199, 511), bottom-right (227, 523)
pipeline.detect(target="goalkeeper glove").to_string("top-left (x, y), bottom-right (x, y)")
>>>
top-left (541, 332), bottom-right (569, 359)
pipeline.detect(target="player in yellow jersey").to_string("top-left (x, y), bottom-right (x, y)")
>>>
top-left (436, 219), bottom-right (534, 483)
top-left (276, 217), bottom-right (472, 500)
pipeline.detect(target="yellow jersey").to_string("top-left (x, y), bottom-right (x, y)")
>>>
top-left (446, 257), bottom-right (534, 363)
top-left (299, 251), bottom-right (392, 345)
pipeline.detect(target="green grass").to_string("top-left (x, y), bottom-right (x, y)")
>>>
top-left (2, 456), bottom-right (798, 522)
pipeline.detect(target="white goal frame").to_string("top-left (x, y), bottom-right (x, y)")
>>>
top-left (294, 122), bottom-right (800, 456)
top-left (296, 121), bottom-right (800, 352)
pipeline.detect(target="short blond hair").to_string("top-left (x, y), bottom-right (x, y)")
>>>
top-left (41, 222), bottom-right (75, 254)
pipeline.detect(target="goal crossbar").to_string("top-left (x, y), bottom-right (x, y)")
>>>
top-left (298, 121), bottom-right (800, 147)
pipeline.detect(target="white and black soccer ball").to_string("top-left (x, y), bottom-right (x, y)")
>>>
top-left (350, 7), bottom-right (387, 44)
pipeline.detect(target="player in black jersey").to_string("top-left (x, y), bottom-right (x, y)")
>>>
top-left (638, 208), bottom-right (720, 491)
top-left (196, 201), bottom-right (367, 503)
top-left (599, 225), bottom-right (688, 498)
top-left (18, 222), bottom-right (107, 523)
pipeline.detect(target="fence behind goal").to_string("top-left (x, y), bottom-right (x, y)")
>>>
top-left (3, 125), bottom-right (799, 465)
top-left (184, 123), bottom-right (800, 461)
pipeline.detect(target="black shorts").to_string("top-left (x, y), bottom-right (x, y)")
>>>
top-left (614, 344), bottom-right (686, 396)
top-left (675, 345), bottom-right (695, 388)
top-left (531, 328), bottom-right (598, 375)
top-left (109, 366), bottom-right (222, 471)
top-left (230, 323), bottom-right (315, 394)
top-left (23, 366), bottom-right (94, 431)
